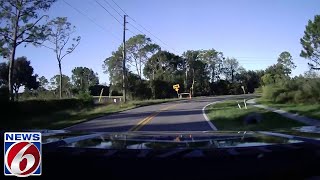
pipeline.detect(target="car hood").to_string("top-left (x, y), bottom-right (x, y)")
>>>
top-left (38, 126), bottom-right (320, 149)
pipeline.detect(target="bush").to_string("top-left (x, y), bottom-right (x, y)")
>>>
top-left (1, 98), bottom-right (95, 120)
top-left (294, 90), bottom-right (305, 103)
top-left (262, 85), bottom-right (286, 101)
top-left (0, 86), bottom-right (9, 102)
top-left (262, 77), bottom-right (320, 104)
top-left (254, 87), bottom-right (263, 94)
top-left (77, 91), bottom-right (94, 104)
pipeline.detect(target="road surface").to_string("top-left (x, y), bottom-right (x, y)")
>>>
top-left (66, 95), bottom-right (255, 132)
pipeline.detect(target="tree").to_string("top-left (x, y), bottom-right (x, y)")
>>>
top-left (0, 0), bottom-right (56, 100)
top-left (182, 50), bottom-right (200, 94)
top-left (262, 64), bottom-right (288, 85)
top-left (44, 17), bottom-right (81, 98)
top-left (103, 46), bottom-right (127, 96)
top-left (198, 49), bottom-right (224, 82)
top-left (38, 76), bottom-right (48, 90)
top-left (126, 34), bottom-right (152, 79)
top-left (142, 43), bottom-right (161, 81)
top-left (50, 74), bottom-right (72, 97)
top-left (222, 58), bottom-right (239, 82)
top-left (0, 57), bottom-right (39, 100)
top-left (300, 15), bottom-right (320, 70)
top-left (192, 59), bottom-right (210, 96)
top-left (236, 69), bottom-right (263, 93)
top-left (304, 69), bottom-right (320, 78)
top-left (72, 67), bottom-right (99, 93)
top-left (277, 51), bottom-right (296, 76)
top-left (261, 52), bottom-right (294, 86)
top-left (0, 62), bottom-right (8, 86)
top-left (144, 50), bottom-right (184, 98)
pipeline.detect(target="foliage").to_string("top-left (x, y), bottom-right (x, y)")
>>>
top-left (0, 57), bottom-right (39, 100)
top-left (104, 36), bottom-right (264, 99)
top-left (1, 98), bottom-right (94, 122)
top-left (126, 34), bottom-right (154, 79)
top-left (72, 66), bottom-right (99, 93)
top-left (127, 72), bottom-right (152, 100)
top-left (304, 69), bottom-right (320, 78)
top-left (77, 91), bottom-right (93, 104)
top-left (0, 0), bottom-right (56, 100)
top-left (102, 46), bottom-right (125, 95)
top-left (38, 76), bottom-right (49, 90)
top-left (221, 57), bottom-right (239, 82)
top-left (44, 17), bottom-right (81, 98)
top-left (236, 69), bottom-right (264, 93)
top-left (198, 49), bottom-right (224, 82)
top-left (0, 98), bottom-right (179, 129)
top-left (261, 51), bottom-right (295, 86)
top-left (0, 62), bottom-right (8, 86)
top-left (261, 50), bottom-right (318, 104)
top-left (49, 74), bottom-right (72, 98)
top-left (0, 86), bottom-right (9, 102)
top-left (300, 15), bottom-right (320, 70)
top-left (277, 51), bottom-right (296, 75)
top-left (262, 76), bottom-right (320, 103)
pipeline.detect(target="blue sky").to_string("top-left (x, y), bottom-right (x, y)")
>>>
top-left (7, 0), bottom-right (320, 84)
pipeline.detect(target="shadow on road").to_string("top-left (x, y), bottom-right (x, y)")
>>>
top-left (68, 120), bottom-right (214, 132)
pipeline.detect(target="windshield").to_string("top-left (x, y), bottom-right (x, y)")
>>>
top-left (2, 0), bottom-right (320, 178)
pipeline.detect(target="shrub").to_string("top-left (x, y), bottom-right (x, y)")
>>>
top-left (294, 90), bottom-right (305, 103)
top-left (1, 98), bottom-right (95, 120)
top-left (262, 85), bottom-right (286, 102)
top-left (77, 91), bottom-right (94, 104)
top-left (0, 86), bottom-right (9, 102)
top-left (262, 77), bottom-right (320, 104)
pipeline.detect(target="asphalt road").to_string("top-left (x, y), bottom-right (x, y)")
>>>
top-left (66, 95), bottom-right (256, 132)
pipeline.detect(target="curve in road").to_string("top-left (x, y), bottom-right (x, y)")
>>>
top-left (65, 95), bottom-right (255, 132)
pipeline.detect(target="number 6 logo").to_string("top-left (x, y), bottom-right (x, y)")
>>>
top-left (5, 142), bottom-right (41, 177)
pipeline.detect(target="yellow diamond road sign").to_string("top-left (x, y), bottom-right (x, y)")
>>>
top-left (173, 84), bottom-right (180, 92)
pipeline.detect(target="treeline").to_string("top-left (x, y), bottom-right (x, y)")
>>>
top-left (0, 57), bottom-right (104, 100)
top-left (0, 0), bottom-right (81, 101)
top-left (262, 61), bottom-right (320, 104)
top-left (103, 14), bottom-right (320, 102)
top-left (103, 35), bottom-right (265, 100)
top-left (261, 15), bottom-right (320, 104)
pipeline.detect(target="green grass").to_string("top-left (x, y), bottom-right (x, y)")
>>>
top-left (258, 98), bottom-right (320, 120)
top-left (2, 98), bottom-right (180, 130)
top-left (206, 101), bottom-right (305, 131)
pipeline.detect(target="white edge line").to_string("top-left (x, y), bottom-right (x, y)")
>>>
top-left (202, 101), bottom-right (223, 131)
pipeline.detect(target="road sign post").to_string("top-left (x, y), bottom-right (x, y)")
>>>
top-left (99, 88), bottom-right (104, 103)
top-left (173, 84), bottom-right (180, 98)
top-left (241, 86), bottom-right (247, 109)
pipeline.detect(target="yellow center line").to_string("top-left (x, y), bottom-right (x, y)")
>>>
top-left (129, 104), bottom-right (178, 131)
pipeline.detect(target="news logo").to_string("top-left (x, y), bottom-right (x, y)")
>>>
top-left (4, 132), bottom-right (41, 177)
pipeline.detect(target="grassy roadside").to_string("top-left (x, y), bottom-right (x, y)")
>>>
top-left (206, 101), bottom-right (305, 131)
top-left (257, 99), bottom-right (320, 120)
top-left (2, 98), bottom-right (180, 130)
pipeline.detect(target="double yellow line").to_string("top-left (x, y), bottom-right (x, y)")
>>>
top-left (129, 104), bottom-right (178, 131)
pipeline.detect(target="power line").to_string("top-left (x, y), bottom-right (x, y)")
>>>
top-left (128, 23), bottom-right (145, 35)
top-left (127, 29), bottom-right (138, 36)
top-left (102, 0), bottom-right (122, 17)
top-left (99, 0), bottom-right (138, 38)
top-left (109, 0), bottom-right (179, 54)
top-left (127, 16), bottom-right (179, 54)
top-left (110, 0), bottom-right (127, 15)
top-left (62, 0), bottom-right (121, 41)
top-left (94, 0), bottom-right (123, 25)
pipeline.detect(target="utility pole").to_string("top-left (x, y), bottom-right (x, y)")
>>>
top-left (122, 15), bottom-right (127, 103)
